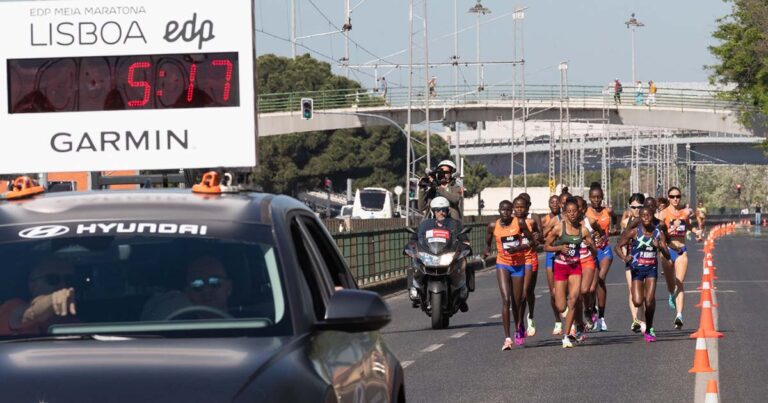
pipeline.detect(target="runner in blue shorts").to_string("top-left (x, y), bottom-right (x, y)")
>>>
top-left (616, 206), bottom-right (670, 342)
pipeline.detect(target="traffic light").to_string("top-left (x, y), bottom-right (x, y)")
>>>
top-left (301, 98), bottom-right (313, 120)
top-left (324, 177), bottom-right (332, 192)
top-left (736, 183), bottom-right (742, 196)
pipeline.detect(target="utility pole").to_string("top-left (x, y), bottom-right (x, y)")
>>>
top-left (468, 0), bottom-right (490, 141)
top-left (406, 0), bottom-right (414, 226)
top-left (423, 0), bottom-right (431, 168)
top-left (452, 0), bottom-right (461, 170)
top-left (558, 62), bottom-right (567, 187)
top-left (290, 0), bottom-right (296, 58)
top-left (513, 7), bottom-right (528, 192)
top-left (342, 0), bottom-right (352, 78)
top-left (625, 13), bottom-right (644, 85)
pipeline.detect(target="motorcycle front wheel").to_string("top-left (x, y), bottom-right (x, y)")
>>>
top-left (430, 292), bottom-right (444, 329)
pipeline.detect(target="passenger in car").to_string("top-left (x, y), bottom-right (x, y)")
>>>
top-left (0, 258), bottom-right (78, 335)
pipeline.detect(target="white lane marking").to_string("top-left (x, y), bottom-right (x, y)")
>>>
top-left (421, 344), bottom-right (444, 353)
top-left (478, 321), bottom-right (488, 325)
top-left (450, 332), bottom-right (468, 339)
top-left (490, 314), bottom-right (501, 318)
top-left (684, 290), bottom-right (735, 294)
top-left (401, 360), bottom-right (414, 368)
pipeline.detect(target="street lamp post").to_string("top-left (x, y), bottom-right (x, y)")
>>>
top-left (625, 12), bottom-right (644, 85)
top-left (468, 0), bottom-right (490, 141)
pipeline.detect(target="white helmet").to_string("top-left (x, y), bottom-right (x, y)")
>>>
top-left (437, 160), bottom-right (456, 172)
top-left (430, 196), bottom-right (450, 210)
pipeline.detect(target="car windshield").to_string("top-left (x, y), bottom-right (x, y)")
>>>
top-left (360, 190), bottom-right (386, 210)
top-left (0, 222), bottom-right (290, 339)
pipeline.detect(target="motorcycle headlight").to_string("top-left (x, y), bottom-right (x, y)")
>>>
top-left (418, 252), bottom-right (454, 267)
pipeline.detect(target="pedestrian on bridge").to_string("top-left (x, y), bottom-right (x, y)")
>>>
top-left (613, 79), bottom-right (623, 105)
top-left (634, 80), bottom-right (644, 106)
top-left (428, 76), bottom-right (437, 98)
top-left (379, 77), bottom-right (388, 101)
top-left (647, 80), bottom-right (657, 105)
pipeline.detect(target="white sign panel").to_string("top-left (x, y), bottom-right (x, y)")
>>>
top-left (0, 0), bottom-right (256, 173)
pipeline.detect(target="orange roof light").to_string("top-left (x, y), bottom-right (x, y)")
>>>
top-left (4, 176), bottom-right (45, 200)
top-left (192, 171), bottom-right (222, 194)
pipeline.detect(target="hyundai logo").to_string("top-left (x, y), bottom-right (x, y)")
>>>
top-left (18, 225), bottom-right (70, 239)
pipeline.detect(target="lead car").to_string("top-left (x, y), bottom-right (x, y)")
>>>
top-left (0, 175), bottom-right (405, 402)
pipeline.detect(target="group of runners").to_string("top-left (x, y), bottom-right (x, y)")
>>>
top-left (484, 183), bottom-right (695, 349)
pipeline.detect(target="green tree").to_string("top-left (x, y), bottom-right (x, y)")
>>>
top-left (708, 0), bottom-right (768, 153)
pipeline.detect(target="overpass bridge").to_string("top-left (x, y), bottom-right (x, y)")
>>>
top-left (257, 84), bottom-right (761, 137)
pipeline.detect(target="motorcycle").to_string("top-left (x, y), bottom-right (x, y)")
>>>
top-left (404, 226), bottom-right (473, 329)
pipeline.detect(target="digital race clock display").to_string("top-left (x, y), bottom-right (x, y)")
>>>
top-left (7, 52), bottom-right (239, 114)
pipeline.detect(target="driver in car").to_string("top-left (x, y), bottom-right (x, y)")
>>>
top-left (141, 255), bottom-right (233, 320)
top-left (0, 258), bottom-right (78, 335)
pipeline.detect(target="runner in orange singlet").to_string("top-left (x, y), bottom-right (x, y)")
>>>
top-left (658, 186), bottom-right (691, 329)
top-left (585, 182), bottom-right (615, 331)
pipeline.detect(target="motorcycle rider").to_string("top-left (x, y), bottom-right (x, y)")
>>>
top-left (407, 197), bottom-right (470, 311)
top-left (418, 160), bottom-right (463, 220)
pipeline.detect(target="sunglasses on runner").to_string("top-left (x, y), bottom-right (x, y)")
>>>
top-left (629, 205), bottom-right (642, 209)
top-left (668, 194), bottom-right (681, 199)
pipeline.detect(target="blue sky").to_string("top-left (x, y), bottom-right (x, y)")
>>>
top-left (255, 0), bottom-right (732, 89)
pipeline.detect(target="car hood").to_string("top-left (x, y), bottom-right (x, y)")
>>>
top-left (0, 336), bottom-right (297, 402)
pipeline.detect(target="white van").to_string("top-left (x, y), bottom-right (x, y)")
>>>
top-left (351, 187), bottom-right (395, 219)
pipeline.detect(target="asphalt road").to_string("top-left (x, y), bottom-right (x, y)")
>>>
top-left (381, 229), bottom-right (766, 402)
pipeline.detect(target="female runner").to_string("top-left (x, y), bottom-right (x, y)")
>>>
top-left (544, 197), bottom-right (595, 348)
top-left (621, 193), bottom-right (646, 332)
top-left (541, 195), bottom-right (563, 335)
top-left (615, 206), bottom-right (670, 342)
top-left (586, 183), bottom-right (616, 331)
top-left (657, 187), bottom-right (692, 329)
top-left (484, 199), bottom-right (535, 350)
top-left (577, 197), bottom-right (600, 332)
top-left (518, 193), bottom-right (543, 337)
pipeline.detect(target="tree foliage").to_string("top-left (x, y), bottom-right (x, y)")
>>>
top-left (257, 53), bottom-right (362, 93)
top-left (709, 0), bottom-right (768, 136)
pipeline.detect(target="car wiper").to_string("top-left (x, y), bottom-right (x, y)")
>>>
top-left (0, 333), bottom-right (163, 344)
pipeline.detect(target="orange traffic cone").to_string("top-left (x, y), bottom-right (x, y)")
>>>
top-left (690, 300), bottom-right (724, 338)
top-left (705, 380), bottom-right (720, 403)
top-left (703, 266), bottom-right (718, 282)
top-left (689, 337), bottom-right (715, 373)
top-left (695, 284), bottom-right (718, 308)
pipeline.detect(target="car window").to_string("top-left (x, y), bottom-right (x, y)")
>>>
top-left (299, 216), bottom-right (355, 289)
top-left (289, 217), bottom-right (329, 320)
top-left (0, 221), bottom-right (291, 339)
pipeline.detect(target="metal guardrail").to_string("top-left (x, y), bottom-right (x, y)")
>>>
top-left (258, 84), bottom-right (745, 115)
top-left (324, 216), bottom-right (496, 287)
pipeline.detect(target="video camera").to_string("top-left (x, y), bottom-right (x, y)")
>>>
top-left (418, 168), bottom-right (439, 189)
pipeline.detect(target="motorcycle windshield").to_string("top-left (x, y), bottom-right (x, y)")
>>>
top-left (418, 227), bottom-right (456, 255)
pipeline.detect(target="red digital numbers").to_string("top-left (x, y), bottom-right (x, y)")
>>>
top-left (211, 59), bottom-right (233, 101)
top-left (125, 56), bottom-right (236, 108)
top-left (127, 62), bottom-right (151, 107)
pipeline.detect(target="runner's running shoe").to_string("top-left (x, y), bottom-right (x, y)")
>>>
top-left (514, 328), bottom-right (525, 346)
top-left (562, 335), bottom-right (574, 348)
top-left (631, 319), bottom-right (641, 333)
top-left (639, 321), bottom-right (647, 333)
top-left (599, 317), bottom-right (608, 331)
top-left (502, 337), bottom-right (513, 351)
top-left (668, 286), bottom-right (678, 310)
top-left (552, 322), bottom-right (563, 335)
top-left (644, 328), bottom-right (657, 342)
top-left (674, 314), bottom-right (683, 330)
top-left (526, 318), bottom-right (537, 337)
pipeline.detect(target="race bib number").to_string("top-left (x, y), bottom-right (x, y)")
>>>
top-left (501, 235), bottom-right (520, 253)
top-left (426, 228), bottom-right (450, 243)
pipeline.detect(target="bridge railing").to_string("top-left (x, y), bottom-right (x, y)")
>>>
top-left (257, 85), bottom-right (743, 115)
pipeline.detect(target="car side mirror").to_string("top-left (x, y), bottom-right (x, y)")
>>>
top-left (315, 289), bottom-right (391, 332)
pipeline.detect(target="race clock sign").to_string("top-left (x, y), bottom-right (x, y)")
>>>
top-left (0, 0), bottom-right (257, 173)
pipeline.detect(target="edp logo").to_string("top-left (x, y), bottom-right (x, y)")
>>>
top-left (164, 13), bottom-right (214, 50)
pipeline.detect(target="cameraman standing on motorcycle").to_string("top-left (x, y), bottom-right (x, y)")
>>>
top-left (407, 197), bottom-right (470, 311)
top-left (418, 160), bottom-right (463, 220)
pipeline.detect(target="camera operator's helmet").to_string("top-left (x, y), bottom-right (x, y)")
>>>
top-left (437, 160), bottom-right (457, 173)
top-left (430, 196), bottom-right (450, 210)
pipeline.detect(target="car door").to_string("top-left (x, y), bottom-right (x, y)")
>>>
top-left (295, 215), bottom-right (390, 403)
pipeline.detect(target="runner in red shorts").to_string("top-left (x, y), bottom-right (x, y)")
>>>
top-left (544, 197), bottom-right (595, 348)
